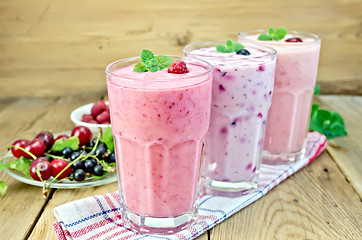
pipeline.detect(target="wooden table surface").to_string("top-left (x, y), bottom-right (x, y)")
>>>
top-left (0, 0), bottom-right (361, 239)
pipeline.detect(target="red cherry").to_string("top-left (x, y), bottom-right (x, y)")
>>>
top-left (285, 37), bottom-right (303, 43)
top-left (30, 160), bottom-right (52, 181)
top-left (24, 139), bottom-right (46, 159)
top-left (71, 126), bottom-right (92, 146)
top-left (55, 134), bottom-right (69, 141)
top-left (11, 139), bottom-right (30, 158)
top-left (50, 159), bottom-right (71, 180)
top-left (35, 131), bottom-right (55, 151)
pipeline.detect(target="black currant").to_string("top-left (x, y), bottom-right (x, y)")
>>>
top-left (106, 152), bottom-right (116, 163)
top-left (95, 145), bottom-right (107, 158)
top-left (72, 160), bottom-right (84, 170)
top-left (84, 159), bottom-right (96, 173)
top-left (94, 165), bottom-right (104, 176)
top-left (70, 151), bottom-right (82, 161)
top-left (236, 49), bottom-right (250, 55)
top-left (74, 169), bottom-right (86, 181)
top-left (62, 147), bottom-right (73, 158)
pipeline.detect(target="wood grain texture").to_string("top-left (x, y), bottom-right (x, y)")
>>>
top-left (209, 152), bottom-right (362, 240)
top-left (317, 95), bottom-right (362, 198)
top-left (0, 0), bottom-right (361, 99)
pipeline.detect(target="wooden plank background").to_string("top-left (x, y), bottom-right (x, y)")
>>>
top-left (0, 0), bottom-right (361, 100)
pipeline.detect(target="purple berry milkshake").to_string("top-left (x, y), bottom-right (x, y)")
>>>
top-left (184, 42), bottom-right (276, 196)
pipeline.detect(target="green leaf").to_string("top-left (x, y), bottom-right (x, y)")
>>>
top-left (146, 59), bottom-right (160, 72)
top-left (8, 156), bottom-right (31, 176)
top-left (102, 126), bottom-right (114, 153)
top-left (309, 104), bottom-right (347, 139)
top-left (271, 34), bottom-right (280, 40)
top-left (51, 136), bottom-right (80, 152)
top-left (155, 55), bottom-right (173, 70)
top-left (276, 28), bottom-right (287, 39)
top-left (258, 27), bottom-right (288, 41)
top-left (314, 84), bottom-right (320, 95)
top-left (258, 33), bottom-right (272, 41)
top-left (268, 28), bottom-right (276, 36)
top-left (0, 181), bottom-right (7, 196)
top-left (216, 45), bottom-right (229, 53)
top-left (226, 40), bottom-right (234, 51)
top-left (133, 62), bottom-right (147, 72)
top-left (140, 49), bottom-right (155, 64)
top-left (233, 42), bottom-right (245, 52)
top-left (216, 40), bottom-right (245, 53)
top-left (0, 162), bottom-right (6, 171)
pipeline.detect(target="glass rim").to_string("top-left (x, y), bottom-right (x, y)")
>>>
top-left (183, 40), bottom-right (277, 61)
top-left (238, 29), bottom-right (321, 45)
top-left (105, 55), bottom-right (213, 82)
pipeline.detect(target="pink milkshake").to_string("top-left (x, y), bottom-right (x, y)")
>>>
top-left (184, 42), bottom-right (276, 196)
top-left (106, 56), bottom-right (213, 234)
top-left (238, 30), bottom-right (321, 163)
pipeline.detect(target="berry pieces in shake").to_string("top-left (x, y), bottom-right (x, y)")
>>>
top-left (184, 41), bottom-right (276, 197)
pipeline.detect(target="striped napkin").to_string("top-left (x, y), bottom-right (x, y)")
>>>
top-left (53, 131), bottom-right (327, 240)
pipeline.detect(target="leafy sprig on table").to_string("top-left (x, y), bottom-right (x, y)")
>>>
top-left (133, 49), bottom-right (173, 73)
top-left (258, 27), bottom-right (287, 41)
top-left (309, 84), bottom-right (348, 139)
top-left (216, 40), bottom-right (245, 53)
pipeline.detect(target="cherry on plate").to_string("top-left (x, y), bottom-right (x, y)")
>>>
top-left (71, 126), bottom-right (92, 146)
top-left (35, 131), bottom-right (55, 151)
top-left (30, 160), bottom-right (52, 181)
top-left (24, 139), bottom-right (46, 159)
top-left (11, 139), bottom-right (30, 158)
top-left (55, 134), bottom-right (69, 141)
top-left (50, 159), bottom-right (71, 180)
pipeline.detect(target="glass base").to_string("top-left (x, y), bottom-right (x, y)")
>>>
top-left (262, 140), bottom-right (307, 165)
top-left (203, 176), bottom-right (259, 197)
top-left (121, 205), bottom-right (197, 235)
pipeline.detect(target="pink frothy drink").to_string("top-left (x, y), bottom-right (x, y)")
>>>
top-left (106, 56), bottom-right (213, 234)
top-left (238, 30), bottom-right (321, 163)
top-left (184, 42), bottom-right (276, 197)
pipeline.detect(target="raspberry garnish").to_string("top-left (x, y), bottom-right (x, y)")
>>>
top-left (167, 60), bottom-right (189, 74)
top-left (285, 37), bottom-right (303, 42)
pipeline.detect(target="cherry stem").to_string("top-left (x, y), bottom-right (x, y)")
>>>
top-left (11, 145), bottom-right (36, 160)
top-left (44, 153), bottom-right (68, 161)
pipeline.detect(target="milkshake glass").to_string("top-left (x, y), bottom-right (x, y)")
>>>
top-left (238, 30), bottom-right (321, 163)
top-left (184, 42), bottom-right (276, 196)
top-left (106, 56), bottom-right (213, 234)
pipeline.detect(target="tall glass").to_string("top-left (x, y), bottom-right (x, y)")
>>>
top-left (238, 30), bottom-right (321, 164)
top-left (184, 42), bottom-right (276, 197)
top-left (106, 56), bottom-right (213, 234)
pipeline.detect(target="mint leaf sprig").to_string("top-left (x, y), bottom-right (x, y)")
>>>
top-left (258, 27), bottom-right (287, 41)
top-left (133, 49), bottom-right (173, 73)
top-left (216, 40), bottom-right (245, 53)
top-left (309, 84), bottom-right (347, 139)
